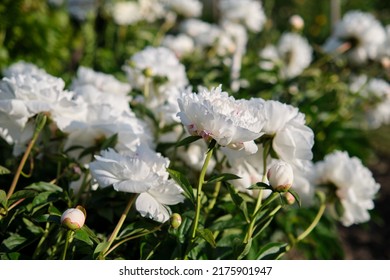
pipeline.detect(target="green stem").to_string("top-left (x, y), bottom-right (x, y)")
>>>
top-left (7, 114), bottom-right (46, 200)
top-left (205, 181), bottom-right (221, 214)
top-left (296, 201), bottom-right (326, 242)
top-left (243, 143), bottom-right (271, 243)
top-left (33, 222), bottom-right (52, 259)
top-left (100, 194), bottom-right (137, 259)
top-left (62, 230), bottom-right (73, 260)
top-left (191, 146), bottom-right (214, 240)
top-left (103, 224), bottom-right (164, 258)
top-left (283, 192), bottom-right (327, 256)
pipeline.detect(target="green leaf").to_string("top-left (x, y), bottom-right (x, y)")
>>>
top-left (1, 233), bottom-right (28, 251)
top-left (196, 228), bottom-right (216, 248)
top-left (25, 182), bottom-right (63, 193)
top-left (0, 190), bottom-right (7, 208)
top-left (167, 168), bottom-right (195, 204)
top-left (175, 135), bottom-right (202, 147)
top-left (248, 182), bottom-right (271, 190)
top-left (225, 183), bottom-right (249, 223)
top-left (236, 238), bottom-right (252, 260)
top-left (93, 242), bottom-right (109, 259)
top-left (256, 242), bottom-right (288, 260)
top-left (288, 189), bottom-right (301, 207)
top-left (206, 173), bottom-right (241, 184)
top-left (23, 218), bottom-right (44, 235)
top-left (74, 228), bottom-right (94, 246)
top-left (8, 190), bottom-right (37, 205)
top-left (0, 252), bottom-right (21, 260)
top-left (0, 165), bottom-right (11, 175)
top-left (82, 225), bottom-right (101, 244)
top-left (100, 133), bottom-right (118, 150)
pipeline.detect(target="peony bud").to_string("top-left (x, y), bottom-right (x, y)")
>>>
top-left (170, 213), bottom-right (182, 229)
top-left (283, 192), bottom-right (296, 205)
top-left (61, 206), bottom-right (86, 230)
top-left (289, 15), bottom-right (304, 31)
top-left (267, 161), bottom-right (294, 192)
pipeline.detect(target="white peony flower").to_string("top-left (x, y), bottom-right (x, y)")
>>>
top-left (89, 146), bottom-right (184, 222)
top-left (313, 150), bottom-right (380, 227)
top-left (162, 34), bottom-right (195, 58)
top-left (350, 75), bottom-right (390, 128)
top-left (0, 67), bottom-right (82, 155)
top-left (61, 84), bottom-right (152, 162)
top-left (112, 1), bottom-right (143, 25)
top-left (259, 32), bottom-right (312, 79)
top-left (218, 0), bottom-right (266, 33)
top-left (180, 19), bottom-right (223, 49)
top-left (322, 10), bottom-right (386, 65)
top-left (71, 66), bottom-right (131, 97)
top-left (252, 99), bottom-right (314, 171)
top-left (162, 0), bottom-right (203, 18)
top-left (123, 46), bottom-right (188, 93)
top-left (177, 85), bottom-right (264, 153)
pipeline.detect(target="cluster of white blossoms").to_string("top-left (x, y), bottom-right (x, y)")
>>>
top-left (259, 32), bottom-right (313, 80)
top-left (313, 151), bottom-right (380, 226)
top-left (323, 10), bottom-right (386, 65)
top-left (349, 75), bottom-right (390, 129)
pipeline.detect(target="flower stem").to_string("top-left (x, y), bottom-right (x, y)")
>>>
top-left (296, 195), bottom-right (326, 242)
top-left (103, 224), bottom-right (164, 258)
top-left (243, 143), bottom-right (271, 244)
top-left (61, 230), bottom-right (73, 260)
top-left (100, 194), bottom-right (137, 259)
top-left (191, 145), bottom-right (214, 240)
top-left (7, 114), bottom-right (47, 200)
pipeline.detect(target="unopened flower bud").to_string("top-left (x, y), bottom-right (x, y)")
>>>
top-left (267, 161), bottom-right (294, 192)
top-left (61, 206), bottom-right (86, 230)
top-left (170, 213), bottom-right (182, 229)
top-left (284, 192), bottom-right (295, 205)
top-left (289, 15), bottom-right (304, 31)
top-left (143, 67), bottom-right (154, 78)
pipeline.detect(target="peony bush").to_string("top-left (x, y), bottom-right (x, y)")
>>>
top-left (0, 0), bottom-right (388, 260)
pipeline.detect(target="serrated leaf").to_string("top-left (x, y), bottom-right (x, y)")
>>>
top-left (175, 135), bottom-right (202, 147)
top-left (25, 182), bottom-right (63, 193)
top-left (0, 165), bottom-right (11, 175)
top-left (196, 228), bottom-right (216, 248)
top-left (207, 173), bottom-right (241, 184)
top-left (256, 242), bottom-right (288, 260)
top-left (225, 183), bottom-right (249, 223)
top-left (74, 228), bottom-right (93, 246)
top-left (167, 168), bottom-right (195, 204)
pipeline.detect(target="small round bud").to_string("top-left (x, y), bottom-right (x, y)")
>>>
top-left (170, 213), bottom-right (182, 229)
top-left (267, 161), bottom-right (294, 192)
top-left (284, 192), bottom-right (295, 205)
top-left (61, 206), bottom-right (86, 230)
top-left (143, 67), bottom-right (154, 78)
top-left (289, 15), bottom-right (304, 31)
